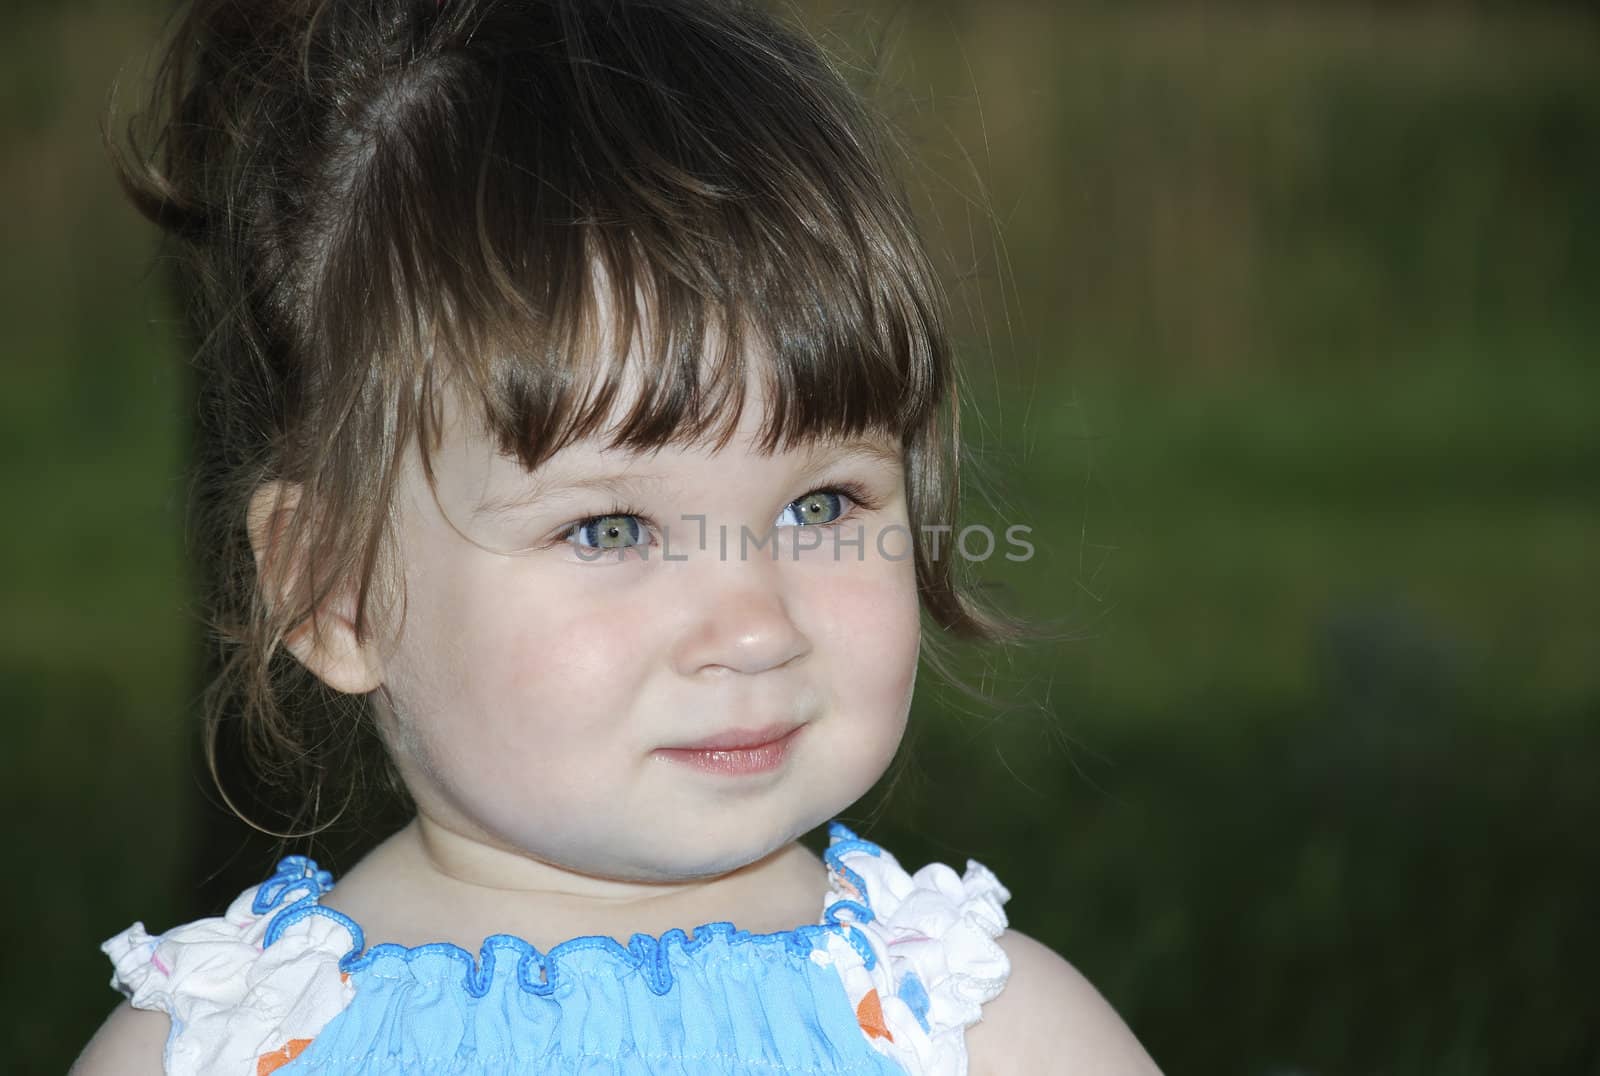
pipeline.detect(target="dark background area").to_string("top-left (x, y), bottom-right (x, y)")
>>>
top-left (4, 2), bottom-right (1597, 1073)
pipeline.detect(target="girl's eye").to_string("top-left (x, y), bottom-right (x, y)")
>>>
top-left (776, 490), bottom-right (848, 527)
top-left (569, 513), bottom-right (649, 550)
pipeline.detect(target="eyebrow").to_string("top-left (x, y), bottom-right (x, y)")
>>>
top-left (810, 437), bottom-right (905, 472)
top-left (469, 437), bottom-right (903, 520)
top-left (471, 472), bottom-right (670, 520)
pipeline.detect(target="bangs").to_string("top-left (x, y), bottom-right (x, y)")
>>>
top-left (305, 0), bottom-right (949, 473)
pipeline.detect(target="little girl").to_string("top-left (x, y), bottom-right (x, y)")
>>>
top-left (76, 1), bottom-right (1158, 1072)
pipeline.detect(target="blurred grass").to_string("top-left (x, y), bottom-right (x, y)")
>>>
top-left (2, 4), bottom-right (193, 1069)
top-left (5, 2), bottom-right (1598, 1073)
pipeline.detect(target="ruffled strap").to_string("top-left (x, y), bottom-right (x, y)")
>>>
top-left (102, 857), bottom-right (357, 1076)
top-left (812, 825), bottom-right (1011, 1076)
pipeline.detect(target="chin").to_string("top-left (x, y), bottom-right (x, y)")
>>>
top-left (622, 802), bottom-right (835, 881)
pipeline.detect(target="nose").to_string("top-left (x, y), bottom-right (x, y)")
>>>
top-left (669, 566), bottom-right (812, 678)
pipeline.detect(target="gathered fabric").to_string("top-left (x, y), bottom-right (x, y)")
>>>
top-left (104, 824), bottom-right (1010, 1075)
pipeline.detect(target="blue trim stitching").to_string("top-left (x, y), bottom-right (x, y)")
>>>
top-left (253, 825), bottom-right (892, 997)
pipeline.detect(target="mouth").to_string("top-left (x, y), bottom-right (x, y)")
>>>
top-left (653, 722), bottom-right (805, 777)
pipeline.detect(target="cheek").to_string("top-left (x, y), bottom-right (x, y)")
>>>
top-left (388, 575), bottom-right (665, 811)
top-left (383, 554), bottom-right (656, 748)
top-left (469, 568), bottom-right (661, 725)
top-left (807, 559), bottom-right (921, 711)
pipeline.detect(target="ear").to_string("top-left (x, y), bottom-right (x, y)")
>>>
top-left (247, 481), bottom-right (385, 695)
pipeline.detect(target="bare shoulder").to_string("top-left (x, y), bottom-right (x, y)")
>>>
top-left (70, 1000), bottom-right (168, 1076)
top-left (965, 930), bottom-right (1162, 1076)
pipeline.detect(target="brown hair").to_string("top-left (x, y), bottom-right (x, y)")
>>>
top-left (112, 0), bottom-right (1011, 836)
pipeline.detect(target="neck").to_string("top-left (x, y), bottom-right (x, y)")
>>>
top-left (322, 812), bottom-right (830, 952)
top-left (399, 811), bottom-right (818, 927)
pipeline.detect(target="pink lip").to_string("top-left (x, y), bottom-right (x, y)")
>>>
top-left (654, 723), bottom-right (804, 776)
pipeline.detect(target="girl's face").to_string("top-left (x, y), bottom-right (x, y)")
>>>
top-left (367, 385), bottom-right (920, 882)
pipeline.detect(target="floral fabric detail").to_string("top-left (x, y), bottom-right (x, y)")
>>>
top-left (102, 858), bottom-right (355, 1076)
top-left (811, 825), bottom-right (1012, 1076)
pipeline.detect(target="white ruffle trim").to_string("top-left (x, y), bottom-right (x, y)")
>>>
top-left (102, 873), bottom-right (354, 1075)
top-left (101, 837), bottom-right (1009, 1075)
top-left (813, 830), bottom-right (1012, 1076)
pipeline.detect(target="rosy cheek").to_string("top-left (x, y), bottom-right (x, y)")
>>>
top-left (807, 564), bottom-right (921, 699)
top-left (495, 579), bottom-right (655, 717)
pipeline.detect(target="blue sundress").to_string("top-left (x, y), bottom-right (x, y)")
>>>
top-left (103, 824), bottom-right (1010, 1075)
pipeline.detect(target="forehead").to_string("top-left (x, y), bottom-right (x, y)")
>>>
top-left (419, 372), bottom-right (903, 512)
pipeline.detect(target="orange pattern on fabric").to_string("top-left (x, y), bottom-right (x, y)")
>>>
top-left (256, 1038), bottom-right (313, 1075)
top-left (856, 989), bottom-right (894, 1042)
top-left (829, 870), bottom-right (863, 903)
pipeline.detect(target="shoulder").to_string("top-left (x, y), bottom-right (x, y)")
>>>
top-left (88, 858), bottom-right (356, 1076)
top-left (71, 1001), bottom-right (168, 1076)
top-left (965, 930), bottom-right (1162, 1076)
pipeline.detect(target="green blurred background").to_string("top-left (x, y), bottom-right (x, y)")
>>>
top-left (5, 2), bottom-right (1597, 1072)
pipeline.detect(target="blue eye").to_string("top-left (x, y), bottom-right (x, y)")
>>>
top-left (776, 491), bottom-right (846, 527)
top-left (570, 514), bottom-right (648, 550)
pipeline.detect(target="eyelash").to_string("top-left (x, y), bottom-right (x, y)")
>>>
top-left (554, 481), bottom-right (880, 556)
